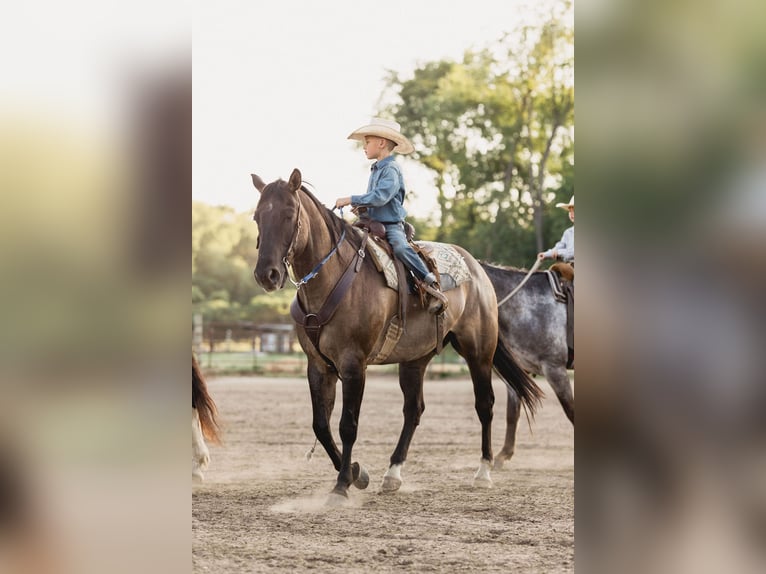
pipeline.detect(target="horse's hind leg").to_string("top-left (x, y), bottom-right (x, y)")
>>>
top-left (381, 355), bottom-right (433, 493)
top-left (494, 387), bottom-right (521, 470)
top-left (453, 337), bottom-right (496, 487)
top-left (543, 364), bottom-right (574, 424)
top-left (467, 360), bottom-right (496, 487)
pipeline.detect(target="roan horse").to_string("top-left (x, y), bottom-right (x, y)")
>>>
top-left (251, 169), bottom-right (543, 502)
top-left (480, 263), bottom-right (574, 469)
top-left (193, 353), bottom-right (220, 482)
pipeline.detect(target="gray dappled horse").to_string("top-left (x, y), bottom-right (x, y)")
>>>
top-left (251, 169), bottom-right (543, 503)
top-left (480, 262), bottom-right (574, 469)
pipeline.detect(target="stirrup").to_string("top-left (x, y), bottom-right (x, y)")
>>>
top-left (422, 282), bottom-right (449, 315)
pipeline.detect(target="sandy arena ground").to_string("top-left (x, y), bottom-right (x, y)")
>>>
top-left (192, 373), bottom-right (574, 573)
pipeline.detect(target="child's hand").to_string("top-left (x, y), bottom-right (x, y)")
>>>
top-left (537, 252), bottom-right (546, 260)
top-left (335, 197), bottom-right (351, 209)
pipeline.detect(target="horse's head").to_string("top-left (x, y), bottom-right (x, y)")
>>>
top-left (251, 168), bottom-right (303, 292)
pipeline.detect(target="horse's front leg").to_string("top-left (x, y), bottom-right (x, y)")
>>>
top-left (542, 364), bottom-right (575, 424)
top-left (329, 361), bottom-right (368, 502)
top-left (381, 356), bottom-right (432, 493)
top-left (307, 360), bottom-right (342, 470)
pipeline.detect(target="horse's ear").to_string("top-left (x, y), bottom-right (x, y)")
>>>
top-left (251, 173), bottom-right (266, 192)
top-left (288, 168), bottom-right (302, 192)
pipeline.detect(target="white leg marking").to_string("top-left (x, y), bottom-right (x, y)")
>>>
top-left (473, 459), bottom-right (493, 488)
top-left (381, 463), bottom-right (403, 492)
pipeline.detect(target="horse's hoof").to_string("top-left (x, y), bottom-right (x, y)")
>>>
top-left (325, 491), bottom-right (349, 507)
top-left (472, 476), bottom-right (493, 489)
top-left (493, 458), bottom-right (506, 471)
top-left (353, 465), bottom-right (370, 490)
top-left (380, 475), bottom-right (402, 493)
top-left (192, 470), bottom-right (204, 483)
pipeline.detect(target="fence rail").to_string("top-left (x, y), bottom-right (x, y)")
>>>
top-left (195, 350), bottom-right (470, 379)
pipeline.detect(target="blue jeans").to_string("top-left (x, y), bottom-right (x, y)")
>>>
top-left (384, 222), bottom-right (434, 283)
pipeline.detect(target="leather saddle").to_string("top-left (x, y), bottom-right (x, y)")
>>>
top-left (352, 216), bottom-right (438, 287)
top-left (353, 215), bottom-right (446, 353)
top-left (354, 215), bottom-right (415, 243)
top-left (548, 262), bottom-right (574, 369)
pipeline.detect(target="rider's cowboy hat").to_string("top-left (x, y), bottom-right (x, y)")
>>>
top-left (347, 117), bottom-right (414, 155)
top-left (556, 196), bottom-right (575, 210)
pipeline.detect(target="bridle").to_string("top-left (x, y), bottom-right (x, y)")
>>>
top-left (281, 191), bottom-right (303, 284)
top-left (271, 186), bottom-right (348, 290)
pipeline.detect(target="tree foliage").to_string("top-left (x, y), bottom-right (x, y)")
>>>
top-left (192, 201), bottom-right (295, 324)
top-left (381, 4), bottom-right (574, 266)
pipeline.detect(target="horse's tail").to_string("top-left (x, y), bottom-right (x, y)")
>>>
top-left (192, 354), bottom-right (221, 444)
top-left (492, 337), bottom-right (545, 418)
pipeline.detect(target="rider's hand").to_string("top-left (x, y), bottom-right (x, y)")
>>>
top-left (537, 252), bottom-right (546, 260)
top-left (335, 197), bottom-right (351, 209)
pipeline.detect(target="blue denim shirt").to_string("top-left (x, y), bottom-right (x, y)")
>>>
top-left (350, 155), bottom-right (407, 223)
top-left (543, 226), bottom-right (574, 261)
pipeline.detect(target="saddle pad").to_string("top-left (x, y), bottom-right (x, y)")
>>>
top-left (362, 233), bottom-right (471, 292)
top-left (416, 241), bottom-right (472, 290)
top-left (365, 239), bottom-right (399, 289)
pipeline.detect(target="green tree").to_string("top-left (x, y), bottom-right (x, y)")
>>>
top-left (381, 3), bottom-right (573, 266)
top-left (193, 201), bottom-right (296, 324)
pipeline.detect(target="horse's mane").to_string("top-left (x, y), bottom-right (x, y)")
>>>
top-left (298, 184), bottom-right (362, 251)
top-left (480, 260), bottom-right (531, 273)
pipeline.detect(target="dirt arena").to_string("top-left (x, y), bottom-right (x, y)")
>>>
top-left (192, 373), bottom-right (574, 573)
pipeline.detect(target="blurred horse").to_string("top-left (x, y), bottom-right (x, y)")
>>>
top-left (480, 262), bottom-right (574, 469)
top-left (251, 169), bottom-right (543, 502)
top-left (193, 353), bottom-right (220, 482)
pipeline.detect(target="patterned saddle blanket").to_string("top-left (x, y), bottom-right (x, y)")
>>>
top-left (360, 231), bottom-right (472, 291)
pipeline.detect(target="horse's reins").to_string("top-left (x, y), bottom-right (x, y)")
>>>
top-left (496, 258), bottom-right (542, 307)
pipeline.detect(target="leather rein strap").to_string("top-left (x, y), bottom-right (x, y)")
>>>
top-left (290, 230), bottom-right (368, 368)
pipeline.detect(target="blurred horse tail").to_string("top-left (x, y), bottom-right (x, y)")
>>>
top-left (193, 353), bottom-right (219, 483)
top-left (193, 353), bottom-right (220, 444)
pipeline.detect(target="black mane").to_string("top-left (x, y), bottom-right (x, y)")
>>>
top-left (298, 184), bottom-right (362, 251)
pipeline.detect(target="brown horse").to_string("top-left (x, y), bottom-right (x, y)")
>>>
top-left (193, 353), bottom-right (220, 482)
top-left (251, 169), bottom-right (542, 502)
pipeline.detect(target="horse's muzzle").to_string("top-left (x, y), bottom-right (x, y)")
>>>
top-left (254, 265), bottom-right (283, 292)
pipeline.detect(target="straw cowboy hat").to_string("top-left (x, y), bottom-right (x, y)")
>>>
top-left (556, 196), bottom-right (574, 210)
top-left (347, 117), bottom-right (414, 155)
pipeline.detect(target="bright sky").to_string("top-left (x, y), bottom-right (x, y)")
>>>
top-left (1, 1), bottom-right (559, 220)
top-left (193, 0), bottom-right (552, 218)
